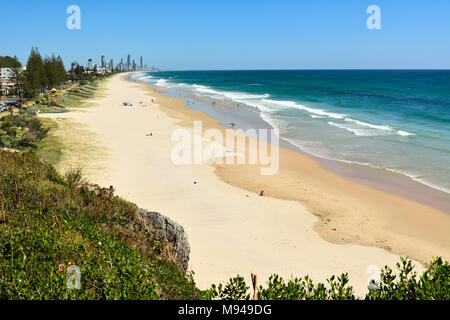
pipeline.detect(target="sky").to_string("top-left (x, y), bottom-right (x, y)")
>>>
top-left (3, 0), bottom-right (450, 70)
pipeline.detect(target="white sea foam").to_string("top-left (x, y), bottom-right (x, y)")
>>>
top-left (193, 84), bottom-right (270, 100)
top-left (155, 79), bottom-right (169, 87)
top-left (344, 118), bottom-right (393, 131)
top-left (194, 86), bottom-right (221, 95)
top-left (397, 130), bottom-right (416, 136)
top-left (225, 92), bottom-right (270, 100)
top-left (328, 120), bottom-right (416, 137)
top-left (262, 99), bottom-right (346, 119)
top-left (327, 122), bottom-right (382, 136)
top-left (239, 98), bottom-right (416, 137)
top-left (154, 80), bottom-right (417, 139)
top-left (130, 72), bottom-right (155, 81)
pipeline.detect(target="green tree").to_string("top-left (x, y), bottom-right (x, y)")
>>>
top-left (44, 54), bottom-right (58, 88)
top-left (55, 55), bottom-right (67, 84)
top-left (0, 56), bottom-right (19, 68)
top-left (8, 56), bottom-right (24, 100)
top-left (24, 47), bottom-right (46, 97)
top-left (74, 64), bottom-right (85, 80)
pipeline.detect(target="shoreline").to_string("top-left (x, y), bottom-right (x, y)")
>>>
top-left (131, 75), bottom-right (450, 214)
top-left (40, 73), bottom-right (449, 295)
top-left (127, 74), bottom-right (450, 264)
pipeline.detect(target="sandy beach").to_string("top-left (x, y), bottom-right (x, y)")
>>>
top-left (41, 73), bottom-right (450, 296)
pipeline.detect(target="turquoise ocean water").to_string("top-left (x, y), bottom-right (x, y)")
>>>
top-left (131, 70), bottom-right (450, 193)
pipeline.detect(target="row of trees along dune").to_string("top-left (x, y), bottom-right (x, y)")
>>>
top-left (1, 47), bottom-right (67, 99)
top-left (2, 48), bottom-right (113, 100)
top-left (23, 47), bottom-right (67, 98)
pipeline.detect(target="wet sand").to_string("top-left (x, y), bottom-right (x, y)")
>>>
top-left (132, 76), bottom-right (449, 265)
top-left (155, 84), bottom-right (450, 214)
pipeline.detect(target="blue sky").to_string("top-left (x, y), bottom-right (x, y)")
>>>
top-left (3, 0), bottom-right (450, 70)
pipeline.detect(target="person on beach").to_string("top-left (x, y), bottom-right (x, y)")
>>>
top-left (259, 190), bottom-right (264, 196)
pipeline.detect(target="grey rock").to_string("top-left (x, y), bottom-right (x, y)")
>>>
top-left (137, 207), bottom-right (190, 273)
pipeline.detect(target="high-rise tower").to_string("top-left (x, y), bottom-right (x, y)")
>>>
top-left (101, 55), bottom-right (106, 68)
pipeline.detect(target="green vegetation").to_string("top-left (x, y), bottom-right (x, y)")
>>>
top-left (35, 118), bottom-right (64, 166)
top-left (1, 50), bottom-right (67, 100)
top-left (0, 150), bottom-right (204, 299)
top-left (2, 48), bottom-right (114, 103)
top-left (22, 47), bottom-right (67, 99)
top-left (209, 257), bottom-right (449, 300)
top-left (64, 83), bottom-right (99, 101)
top-left (0, 115), bottom-right (49, 149)
top-left (0, 56), bottom-right (21, 68)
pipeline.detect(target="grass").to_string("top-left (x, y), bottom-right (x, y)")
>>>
top-left (21, 105), bottom-right (69, 115)
top-left (35, 118), bottom-right (64, 166)
top-left (0, 150), bottom-right (204, 299)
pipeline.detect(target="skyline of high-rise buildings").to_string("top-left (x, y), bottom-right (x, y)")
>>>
top-left (71, 54), bottom-right (153, 73)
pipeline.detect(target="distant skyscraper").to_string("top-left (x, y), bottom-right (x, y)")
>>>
top-left (140, 56), bottom-right (143, 69)
top-left (127, 54), bottom-right (131, 69)
top-left (88, 59), bottom-right (93, 70)
top-left (110, 59), bottom-right (114, 71)
top-left (71, 61), bottom-right (78, 71)
top-left (101, 55), bottom-right (106, 68)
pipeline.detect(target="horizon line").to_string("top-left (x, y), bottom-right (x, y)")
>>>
top-left (143, 68), bottom-right (450, 72)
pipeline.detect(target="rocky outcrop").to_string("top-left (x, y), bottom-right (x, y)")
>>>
top-left (77, 183), bottom-right (190, 273)
top-left (137, 208), bottom-right (190, 273)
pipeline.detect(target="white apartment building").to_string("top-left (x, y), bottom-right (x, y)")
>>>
top-left (0, 68), bottom-right (14, 96)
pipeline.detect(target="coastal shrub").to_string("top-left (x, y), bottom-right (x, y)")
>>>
top-left (209, 257), bottom-right (449, 300)
top-left (0, 150), bottom-right (203, 299)
top-left (64, 167), bottom-right (85, 188)
top-left (366, 257), bottom-right (449, 300)
top-left (209, 275), bottom-right (250, 300)
top-left (0, 115), bottom-right (49, 149)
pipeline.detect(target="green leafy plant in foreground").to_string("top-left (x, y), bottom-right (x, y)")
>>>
top-left (0, 115), bottom-right (49, 149)
top-left (209, 257), bottom-right (449, 300)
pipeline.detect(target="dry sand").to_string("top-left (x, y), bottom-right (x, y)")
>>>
top-left (42, 73), bottom-right (450, 296)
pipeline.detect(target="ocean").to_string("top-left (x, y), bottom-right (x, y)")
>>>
top-left (130, 70), bottom-right (450, 194)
